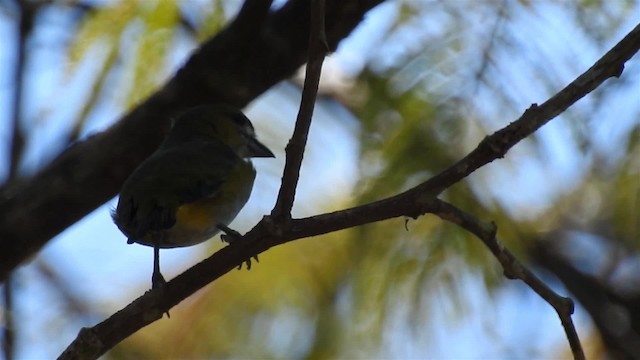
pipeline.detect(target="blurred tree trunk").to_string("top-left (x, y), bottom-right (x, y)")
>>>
top-left (0, 0), bottom-right (383, 281)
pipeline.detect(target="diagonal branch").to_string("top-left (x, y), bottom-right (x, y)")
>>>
top-left (58, 20), bottom-right (640, 360)
top-left (432, 199), bottom-right (585, 360)
top-left (407, 22), bottom-right (640, 200)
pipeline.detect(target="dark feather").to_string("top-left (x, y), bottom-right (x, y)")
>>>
top-left (113, 139), bottom-right (239, 240)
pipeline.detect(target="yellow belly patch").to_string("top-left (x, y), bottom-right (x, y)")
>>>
top-left (175, 200), bottom-right (218, 231)
top-left (151, 161), bottom-right (255, 248)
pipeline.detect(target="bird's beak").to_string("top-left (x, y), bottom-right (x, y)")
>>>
top-left (248, 138), bottom-right (275, 158)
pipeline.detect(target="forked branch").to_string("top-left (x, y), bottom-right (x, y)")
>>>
top-left (59, 18), bottom-right (640, 360)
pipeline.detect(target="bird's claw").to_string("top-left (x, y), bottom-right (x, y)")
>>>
top-left (237, 255), bottom-right (260, 270)
top-left (217, 224), bottom-right (259, 270)
top-left (218, 224), bottom-right (242, 243)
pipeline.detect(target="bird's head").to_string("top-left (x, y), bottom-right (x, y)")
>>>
top-left (167, 105), bottom-right (274, 158)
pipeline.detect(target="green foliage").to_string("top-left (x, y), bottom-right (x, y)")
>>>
top-left (66, 2), bottom-right (136, 69)
top-left (64, 0), bottom-right (228, 130)
top-left (128, 0), bottom-right (179, 107)
top-left (611, 125), bottom-right (640, 249)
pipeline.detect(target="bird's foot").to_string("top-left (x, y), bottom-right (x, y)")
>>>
top-left (217, 224), bottom-right (259, 270)
top-left (239, 254), bottom-right (259, 270)
top-left (218, 224), bottom-right (242, 243)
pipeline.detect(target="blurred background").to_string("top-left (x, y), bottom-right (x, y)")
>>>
top-left (1, 0), bottom-right (640, 358)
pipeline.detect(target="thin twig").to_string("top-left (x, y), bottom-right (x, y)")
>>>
top-left (472, 0), bottom-right (507, 91)
top-left (431, 199), bottom-right (585, 360)
top-left (271, 0), bottom-right (328, 220)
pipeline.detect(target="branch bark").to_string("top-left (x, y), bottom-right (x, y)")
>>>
top-left (0, 0), bottom-right (384, 281)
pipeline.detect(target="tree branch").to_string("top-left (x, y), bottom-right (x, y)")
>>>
top-left (406, 22), bottom-right (640, 200)
top-left (59, 21), bottom-right (640, 359)
top-left (272, 0), bottom-right (328, 220)
top-left (432, 200), bottom-right (585, 360)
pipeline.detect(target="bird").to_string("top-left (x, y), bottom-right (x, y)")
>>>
top-left (112, 104), bottom-right (274, 288)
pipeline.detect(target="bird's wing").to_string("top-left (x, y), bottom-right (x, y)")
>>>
top-left (114, 141), bottom-right (239, 240)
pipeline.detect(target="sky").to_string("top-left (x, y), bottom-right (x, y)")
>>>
top-left (1, 1), bottom-right (639, 359)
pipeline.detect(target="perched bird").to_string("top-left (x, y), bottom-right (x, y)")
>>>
top-left (112, 105), bottom-right (274, 288)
